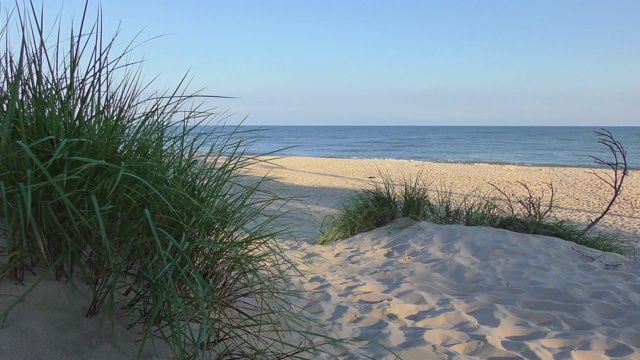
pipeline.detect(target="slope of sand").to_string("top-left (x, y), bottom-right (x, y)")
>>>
top-left (284, 219), bottom-right (640, 359)
top-left (250, 157), bottom-right (640, 359)
top-left (1, 156), bottom-right (639, 359)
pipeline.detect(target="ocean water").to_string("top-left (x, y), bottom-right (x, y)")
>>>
top-left (201, 126), bottom-right (640, 169)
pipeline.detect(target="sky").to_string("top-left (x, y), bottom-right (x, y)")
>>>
top-left (10, 1), bottom-right (640, 126)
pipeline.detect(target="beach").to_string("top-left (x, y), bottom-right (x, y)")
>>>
top-left (248, 156), bottom-right (640, 359)
top-left (1, 156), bottom-right (639, 359)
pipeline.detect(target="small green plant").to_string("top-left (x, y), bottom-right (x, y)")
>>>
top-left (420, 186), bottom-right (499, 227)
top-left (400, 172), bottom-right (431, 220)
top-left (0, 2), bottom-right (334, 358)
top-left (494, 215), bottom-right (626, 254)
top-left (317, 176), bottom-right (398, 245)
top-left (319, 172), bottom-right (503, 245)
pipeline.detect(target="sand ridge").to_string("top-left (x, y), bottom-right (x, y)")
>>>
top-left (283, 218), bottom-right (640, 359)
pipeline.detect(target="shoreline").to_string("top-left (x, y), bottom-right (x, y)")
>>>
top-left (245, 153), bottom-right (640, 171)
top-left (231, 125), bottom-right (640, 172)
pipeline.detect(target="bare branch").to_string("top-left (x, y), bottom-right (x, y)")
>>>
top-left (488, 181), bottom-right (556, 222)
top-left (582, 128), bottom-right (628, 234)
top-left (571, 246), bottom-right (622, 270)
top-left (487, 182), bottom-right (516, 216)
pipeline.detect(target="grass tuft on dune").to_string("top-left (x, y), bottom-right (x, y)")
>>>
top-left (318, 174), bottom-right (630, 255)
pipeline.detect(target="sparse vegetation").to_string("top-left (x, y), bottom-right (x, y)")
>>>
top-left (318, 131), bottom-right (630, 256)
top-left (317, 176), bottom-right (398, 245)
top-left (0, 2), bottom-right (333, 358)
top-left (419, 185), bottom-right (500, 227)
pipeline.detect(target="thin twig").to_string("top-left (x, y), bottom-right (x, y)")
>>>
top-left (582, 129), bottom-right (628, 235)
top-left (571, 245), bottom-right (622, 270)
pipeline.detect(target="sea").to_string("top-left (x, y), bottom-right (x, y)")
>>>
top-left (199, 126), bottom-right (640, 170)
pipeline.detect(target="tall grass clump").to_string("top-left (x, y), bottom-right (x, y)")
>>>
top-left (317, 175), bottom-right (398, 245)
top-left (399, 173), bottom-right (431, 220)
top-left (418, 186), bottom-right (500, 227)
top-left (0, 2), bottom-right (326, 358)
top-left (319, 173), bottom-right (629, 255)
top-left (319, 174), bottom-right (500, 245)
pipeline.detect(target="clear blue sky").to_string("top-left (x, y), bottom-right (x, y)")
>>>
top-left (22, 1), bottom-right (640, 125)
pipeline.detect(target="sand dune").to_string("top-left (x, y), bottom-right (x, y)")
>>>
top-left (285, 218), bottom-right (640, 359)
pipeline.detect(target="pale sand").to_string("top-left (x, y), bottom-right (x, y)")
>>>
top-left (248, 157), bottom-right (640, 359)
top-left (287, 219), bottom-right (640, 359)
top-left (1, 156), bottom-right (639, 359)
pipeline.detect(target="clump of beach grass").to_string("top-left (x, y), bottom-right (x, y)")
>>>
top-left (318, 175), bottom-right (500, 245)
top-left (0, 2), bottom-right (334, 358)
top-left (317, 175), bottom-right (398, 245)
top-left (318, 172), bottom-right (629, 256)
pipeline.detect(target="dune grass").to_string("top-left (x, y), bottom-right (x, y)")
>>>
top-left (0, 2), bottom-right (334, 358)
top-left (317, 176), bottom-right (398, 245)
top-left (317, 174), bottom-right (630, 255)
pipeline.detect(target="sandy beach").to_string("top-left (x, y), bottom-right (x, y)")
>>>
top-left (1, 156), bottom-right (639, 359)
top-left (250, 157), bottom-right (640, 359)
